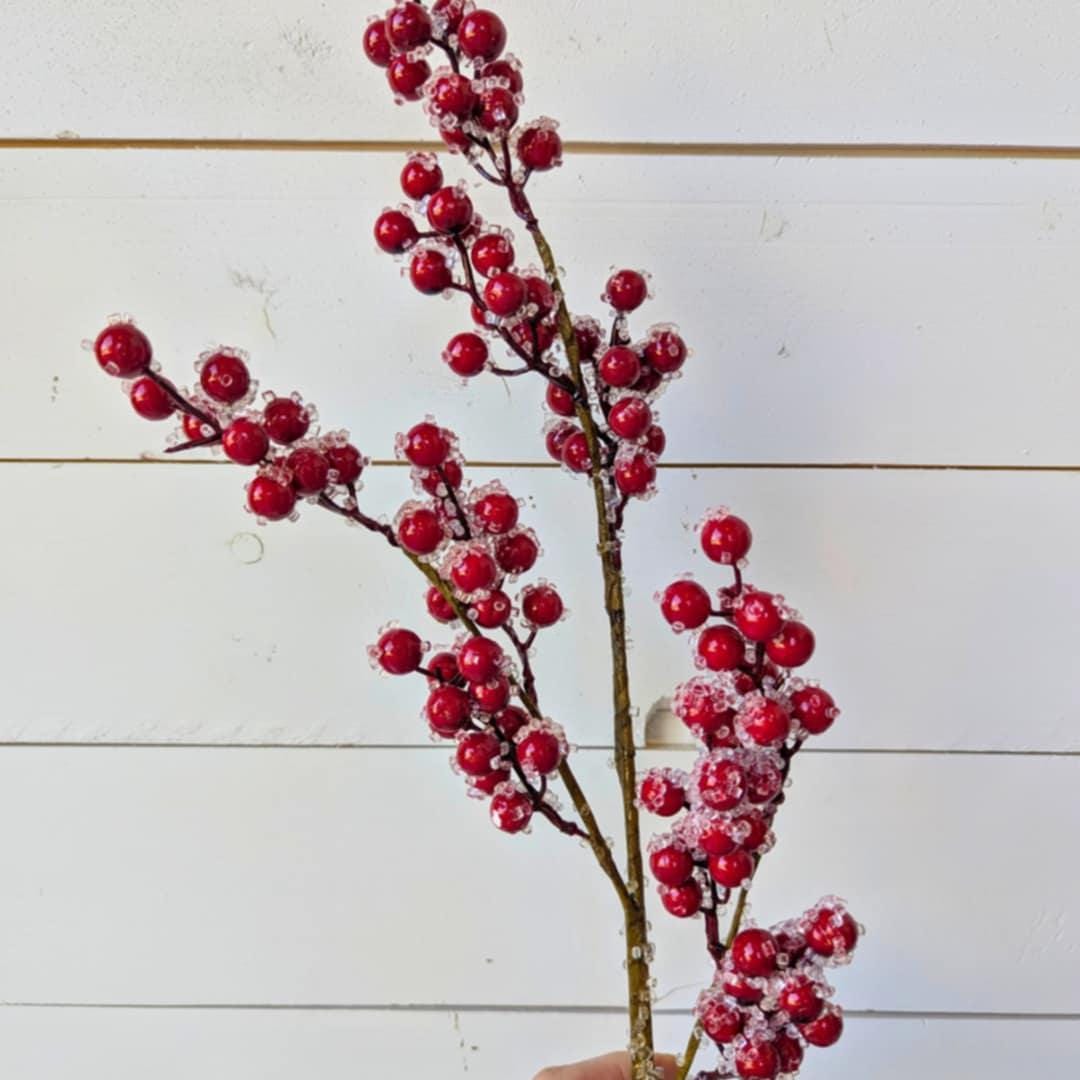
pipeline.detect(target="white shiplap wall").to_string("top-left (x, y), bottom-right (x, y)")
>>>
top-left (2, 3), bottom-right (1078, 1078)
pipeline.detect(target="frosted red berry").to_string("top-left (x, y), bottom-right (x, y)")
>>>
top-left (427, 187), bottom-right (474, 234)
top-left (801, 1008), bottom-right (844, 1048)
top-left (470, 674), bottom-right (510, 713)
top-left (450, 547), bottom-right (497, 593)
top-left (458, 636), bottom-right (504, 683)
top-left (708, 848), bottom-right (754, 888)
top-left (659, 880), bottom-right (701, 918)
top-left (777, 976), bottom-right (824, 1023)
top-left (546, 383), bottom-right (576, 417)
top-left (697, 625), bottom-right (745, 671)
top-left (544, 421), bottom-right (577, 462)
top-left (247, 474), bottom-right (296, 521)
top-left (766, 620), bottom-right (816, 668)
top-left (473, 491), bottom-right (519, 534)
top-left (639, 772), bottom-right (686, 816)
top-left (426, 684), bottom-right (472, 736)
top-left (93, 320), bottom-right (152, 378)
top-left (518, 126), bottom-right (563, 170)
top-left (517, 729), bottom-right (562, 775)
top-left (429, 72), bottom-right (476, 119)
top-left (376, 627), bottom-right (423, 675)
top-left (326, 443), bottom-right (365, 485)
top-left (738, 698), bottom-right (791, 747)
top-left (745, 759), bottom-right (783, 804)
top-left (494, 705), bottom-right (528, 739)
top-left (483, 272), bottom-right (526, 317)
top-left (699, 999), bottom-right (744, 1044)
top-left (723, 970), bottom-right (765, 1005)
top-left (362, 19), bottom-right (392, 66)
top-left (182, 413), bottom-right (213, 441)
top-left (403, 422), bottom-right (450, 467)
top-left (480, 58), bottom-right (523, 93)
top-left (426, 584), bottom-right (458, 622)
top-left (472, 589), bottom-right (512, 628)
top-left (456, 730), bottom-right (502, 777)
top-left (806, 907), bottom-right (858, 958)
top-left (774, 1033), bottom-right (804, 1074)
top-left (129, 377), bottom-right (175, 421)
top-left (598, 346), bottom-right (641, 388)
top-left (644, 424), bottom-right (666, 456)
top-left (375, 209), bottom-right (419, 253)
top-left (734, 810), bottom-right (770, 850)
top-left (471, 233), bottom-right (514, 277)
top-left (660, 580), bottom-right (711, 631)
top-left (733, 1037), bottom-right (779, 1080)
top-left (458, 9), bottom-right (507, 60)
top-left (444, 332), bottom-right (488, 377)
top-left (649, 844), bottom-right (694, 887)
top-left (561, 431), bottom-right (592, 473)
top-left (731, 929), bottom-right (779, 977)
top-left (428, 651), bottom-right (460, 684)
top-left (495, 530), bottom-right (539, 575)
top-left (791, 686), bottom-right (837, 735)
top-left (701, 512), bottom-right (752, 565)
top-left (471, 767), bottom-right (510, 795)
top-left (734, 591), bottom-right (784, 642)
top-left (606, 269), bottom-right (648, 312)
top-left (490, 787), bottom-right (533, 833)
top-left (608, 396), bottom-right (652, 440)
top-left (432, 0), bottom-right (465, 31)
top-left (418, 458), bottom-right (463, 494)
top-left (398, 507), bottom-right (445, 554)
top-left (401, 154), bottom-right (444, 199)
top-left (287, 448), bottom-right (330, 495)
top-left (475, 86), bottom-right (518, 132)
top-left (387, 3), bottom-right (432, 49)
top-left (698, 758), bottom-right (746, 811)
top-left (521, 584), bottom-right (564, 627)
top-left (200, 352), bottom-right (251, 404)
top-left (644, 328), bottom-right (687, 374)
top-left (410, 248), bottom-right (453, 293)
top-left (263, 397), bottom-right (310, 445)
top-left (220, 418), bottom-right (268, 465)
top-left (387, 54), bottom-right (431, 100)
top-left (697, 815), bottom-right (737, 857)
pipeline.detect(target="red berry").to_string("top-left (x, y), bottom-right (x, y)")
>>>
top-left (444, 332), bottom-right (488, 377)
top-left (544, 421), bottom-right (577, 462)
top-left (698, 815), bottom-right (738, 857)
top-left (521, 584), bottom-right (564, 628)
top-left (608, 396), bottom-right (652, 440)
top-left (574, 318), bottom-right (602, 359)
top-left (471, 767), bottom-right (510, 795)
top-left (615, 452), bottom-right (656, 496)
top-left (606, 269), bottom-right (648, 312)
top-left (287, 447), bottom-right (331, 495)
top-left (494, 705), bottom-right (528, 739)
top-left (432, 0), bottom-right (465, 31)
top-left (410, 248), bottom-right (453, 293)
top-left (471, 233), bottom-right (515, 278)
top-left (649, 844), bottom-right (694, 887)
top-left (427, 186), bottom-right (474, 234)
top-left (458, 636), bottom-right (504, 683)
top-left (247, 474), bottom-right (296, 521)
top-left (426, 584), bottom-right (458, 622)
top-left (734, 1037), bottom-right (779, 1080)
top-left (483, 272), bottom-right (526, 317)
top-left (472, 589), bottom-right (512, 628)
top-left (263, 397), bottom-right (310, 445)
top-left (745, 760), bottom-right (783, 805)
top-left (457, 9), bottom-right (507, 60)
top-left (697, 625), bottom-right (745, 671)
top-left (387, 2), bottom-right (432, 49)
top-left (659, 880), bottom-right (701, 918)
top-left (734, 591), bottom-right (784, 642)
top-left (480, 58), bottom-right (523, 93)
top-left (495, 531), bottom-right (538, 575)
top-left (518, 126), bottom-right (563, 170)
top-left (522, 276), bottom-right (556, 317)
top-left (94, 322), bottom-right (153, 377)
top-left (474, 86), bottom-right (518, 131)
top-left (675, 686), bottom-right (733, 739)
top-left (376, 627), bottom-right (423, 675)
top-left (701, 513), bottom-right (752, 565)
top-left (698, 758), bottom-right (746, 811)
top-left (660, 580), bottom-right (711, 631)
top-left (517, 729), bottom-right (562, 775)
top-left (401, 154), bottom-right (444, 199)
top-left (398, 507), bottom-right (445, 554)
top-left (426, 684), bottom-right (472, 736)
top-left (597, 346), bottom-right (641, 388)
top-left (709, 848), bottom-right (754, 888)
top-left (220, 418), bottom-right (269, 465)
top-left (200, 352), bottom-right (251, 404)
top-left (387, 54), bottom-right (431, 100)
top-left (699, 999), bottom-right (744, 1044)
top-left (182, 413), bottom-right (214, 441)
top-left (129, 377), bottom-right (175, 421)
top-left (441, 126), bottom-right (471, 153)
top-left (456, 730), bottom-right (502, 777)
top-left (644, 424), bottom-right (666, 456)
top-left (403, 421), bottom-right (450, 467)
top-left (738, 697), bottom-right (791, 747)
top-left (639, 771), bottom-right (686, 816)
top-left (766, 620), bottom-right (816, 668)
top-left (490, 788), bottom-right (533, 833)
top-left (644, 328), bottom-right (687, 374)
top-left (734, 810), bottom-right (770, 850)
top-left (723, 970), bottom-right (765, 1004)
top-left (774, 1033), bottom-right (804, 1074)
top-left (791, 686), bottom-right (838, 735)
top-left (450, 547), bottom-right (497, 593)
top-left (374, 209), bottom-right (419, 253)
top-left (470, 674), bottom-right (510, 713)
top-left (418, 458), bottom-right (463, 494)
top-left (546, 383), bottom-right (576, 417)
top-left (806, 907), bottom-right (859, 958)
top-left (473, 490), bottom-right (519, 534)
top-left (428, 650), bottom-right (460, 684)
top-left (778, 976), bottom-right (824, 1023)
top-left (801, 1007), bottom-right (844, 1048)
top-left (561, 431), bottom-right (592, 473)
top-left (731, 928), bottom-right (779, 977)
top-left (325, 443), bottom-right (365, 485)
top-left (362, 19), bottom-right (392, 65)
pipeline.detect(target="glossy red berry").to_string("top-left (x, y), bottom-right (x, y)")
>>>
top-left (427, 187), bottom-right (474, 234)
top-left (734, 810), bottom-right (770, 850)
top-left (200, 352), bottom-right (251, 404)
top-left (474, 86), bottom-right (518, 131)
top-left (544, 421), bottom-right (577, 462)
top-left (428, 72), bottom-right (477, 120)
top-left (518, 126), bottom-right (563, 170)
top-left (731, 929), bottom-right (779, 977)
top-left (597, 346), bottom-right (641, 388)
top-left (325, 443), bottom-right (365, 485)
top-left (471, 767), bottom-right (510, 795)
top-left (441, 125), bottom-right (471, 153)
top-left (432, 0), bottom-right (465, 31)
top-left (374, 209), bottom-right (419, 253)
top-left (247, 474), bottom-right (296, 521)
top-left (698, 758), bottom-right (746, 811)
top-left (766, 620), bottom-right (816, 668)
top-left (734, 591), bottom-right (784, 642)
top-left (470, 233), bottom-right (514, 277)
top-left (495, 531), bottom-right (539, 575)
top-left (791, 686), bottom-right (838, 735)
top-left (608, 396), bottom-right (652, 440)
top-left (777, 976), bottom-right (824, 1023)
top-left (734, 1037), bottom-right (779, 1080)
top-left (376, 627), bottom-right (423, 675)
top-left (659, 880), bottom-right (701, 918)
top-left (457, 9), bottom-right (507, 60)
top-left (699, 999), bottom-right (745, 1044)
top-left (660, 580), bottom-right (711, 631)
top-left (639, 771), bottom-right (686, 816)
top-left (470, 674), bottom-right (510, 713)
top-left (403, 422), bottom-right (450, 467)
top-left (401, 154), bottom-right (444, 199)
top-left (644, 424), bottom-right (667, 456)
top-left (182, 413), bottom-right (214, 441)
top-left (644, 328), bottom-right (687, 374)
top-left (220, 418), bottom-right (268, 465)
top-left (456, 730), bottom-right (502, 777)
top-left (387, 54), bottom-right (431, 100)
top-left (409, 248), bottom-right (453, 294)
top-left (287, 447), bottom-right (331, 495)
top-left (806, 907), bottom-right (859, 958)
top-left (708, 848), bottom-right (754, 888)
top-left (473, 491), bottom-right (519, 534)
top-left (444, 332), bottom-right (488, 377)
top-left (615, 452), bottom-right (656, 497)
top-left (450, 547), bottom-right (497, 593)
top-left (745, 760), bottom-right (783, 804)
top-left (263, 397), bottom-right (310, 445)
top-left (426, 584), bottom-right (458, 622)
top-left (774, 1033), bottom-right (804, 1074)
top-left (701, 512), bottom-right (752, 565)
top-left (458, 636), bottom-right (504, 683)
top-left (483, 272), bottom-right (526, 317)
top-left (561, 431), bottom-right (592, 473)
top-left (129, 377), bottom-right (175, 421)
top-left (521, 584), bottom-right (564, 628)
top-left (649, 844), bottom-right (694, 887)
top-left (801, 1008), bottom-right (844, 1048)
top-left (362, 19), bottom-right (392, 65)
top-left (387, 2), bottom-right (432, 49)
top-left (427, 651), bottom-right (460, 684)
top-left (472, 589), bottom-right (512, 628)
top-left (426, 684), bottom-right (472, 736)
top-left (517, 729), bottom-right (562, 775)
top-left (723, 970), bottom-right (765, 1004)
top-left (697, 625), bottom-right (745, 671)
top-left (698, 815), bottom-right (738, 857)
top-left (490, 787), bottom-right (533, 833)
top-left (418, 458), bottom-right (463, 494)
top-left (94, 322), bottom-right (154, 377)
top-left (738, 698), bottom-right (791, 747)
top-left (480, 57), bottom-right (523, 92)
top-left (606, 269), bottom-right (648, 312)
top-left (494, 705), bottom-right (528, 739)
top-left (545, 383), bottom-right (576, 417)
top-left (397, 507), bottom-right (445, 554)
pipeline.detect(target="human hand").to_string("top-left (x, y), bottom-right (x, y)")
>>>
top-left (533, 1051), bottom-right (678, 1080)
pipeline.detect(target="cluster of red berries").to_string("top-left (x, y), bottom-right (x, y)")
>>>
top-left (91, 319), bottom-right (366, 522)
top-left (691, 901), bottom-right (861, 1079)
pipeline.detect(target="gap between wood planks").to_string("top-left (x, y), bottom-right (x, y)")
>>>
top-left (8, 137), bottom-right (1080, 159)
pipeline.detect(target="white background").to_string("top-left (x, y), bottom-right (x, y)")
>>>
top-left (2, 2), bottom-right (1079, 1076)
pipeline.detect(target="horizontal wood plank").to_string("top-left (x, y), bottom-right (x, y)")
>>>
top-left (1, 747), bottom-right (1077, 1012)
top-left (7, 150), bottom-right (1080, 465)
top-left (4, 3), bottom-right (1080, 145)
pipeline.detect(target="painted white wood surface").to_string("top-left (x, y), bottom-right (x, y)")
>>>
top-left (2, 748), bottom-right (1077, 1012)
top-left (4, 463), bottom-right (1078, 750)
top-left (8, 150), bottom-right (1080, 465)
top-left (5, 2), bottom-right (1080, 145)
top-left (1, 1008), bottom-right (1075, 1080)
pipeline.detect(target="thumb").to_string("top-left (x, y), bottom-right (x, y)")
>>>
top-left (534, 1051), bottom-right (679, 1080)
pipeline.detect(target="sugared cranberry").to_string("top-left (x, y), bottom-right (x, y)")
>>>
top-left (387, 2), bottom-right (432, 49)
top-left (495, 531), bottom-right (538, 575)
top-left (473, 490), bottom-right (519, 534)
top-left (456, 730), bottom-right (502, 777)
top-left (699, 999), bottom-right (744, 1044)
top-left (471, 767), bottom-right (510, 795)
top-left (427, 187), bottom-right (474, 234)
top-left (639, 771), bottom-right (686, 816)
top-left (450, 547), bottom-right (497, 593)
top-left (263, 397), bottom-right (310, 445)
top-left (483, 272), bottom-right (526, 317)
top-left (403, 422), bottom-right (450, 467)
top-left (738, 698), bottom-right (791, 747)
top-left (247, 474), bottom-right (296, 521)
top-left (697, 625), bottom-right (745, 671)
top-left (427, 684), bottom-right (472, 736)
top-left (418, 458), bottom-right (463, 494)
top-left (544, 421), bottom-right (577, 462)
top-left (432, 0), bottom-right (465, 31)
top-left (490, 787), bottom-right (533, 833)
top-left (428, 650), bottom-right (460, 684)
top-left (521, 584), bottom-right (564, 627)
top-left (375, 209), bottom-right (419, 253)
top-left (401, 154), bottom-right (444, 199)
top-left (659, 880), bottom-right (701, 918)
top-left (428, 73), bottom-right (476, 118)
top-left (362, 19), bottom-right (392, 66)
top-left (791, 686), bottom-right (838, 735)
top-left (129, 377), bottom-right (175, 421)
top-left (649, 844), bottom-right (694, 887)
top-left (518, 729), bottom-right (562, 775)
top-left (774, 1033), bottom-right (804, 1074)
top-left (471, 674), bottom-right (510, 713)
top-left (644, 424), bottom-right (666, 456)
top-left (606, 269), bottom-right (648, 312)
top-left (376, 627), bottom-right (423, 675)
top-left (598, 346), bottom-right (641, 388)
top-left (426, 584), bottom-right (458, 622)
top-left (200, 352), bottom-right (251, 404)
top-left (475, 86), bottom-right (518, 131)
top-left (325, 443), bottom-right (365, 485)
top-left (444, 332), bottom-right (488, 377)
top-left (731, 929), bottom-right (779, 977)
top-left (521, 276), bottom-right (555, 317)
top-left (287, 447), bottom-right (331, 495)
top-left (608, 397), bottom-right (652, 440)
top-left (676, 688), bottom-right (732, 739)
top-left (801, 1008), bottom-right (844, 1048)
top-left (480, 58), bottom-right (523, 92)
top-left (734, 810), bottom-right (770, 850)
top-left (708, 848), bottom-right (754, 888)
top-left (546, 383), bottom-right (576, 417)
top-left (471, 233), bottom-right (515, 277)
top-left (698, 758), bottom-right (746, 811)
top-left (723, 970), bottom-right (765, 1004)
top-left (633, 365), bottom-right (663, 395)
top-left (733, 1037), bottom-right (779, 1080)
top-left (494, 705), bottom-right (528, 739)
top-left (472, 589), bottom-right (512, 628)
top-left (660, 579), bottom-right (711, 631)
top-left (777, 976), bottom-right (824, 1023)
top-left (387, 54), bottom-right (431, 100)
top-left (561, 431), bottom-right (592, 473)
top-left (518, 126), bottom-right (563, 170)
top-left (410, 248), bottom-right (453, 293)
top-left (182, 413), bottom-right (213, 441)
top-left (806, 907), bottom-right (859, 958)
top-left (458, 636), bottom-right (503, 683)
top-left (734, 591), bottom-right (784, 642)
top-left (457, 9), bottom-right (507, 60)
top-left (397, 507), bottom-right (445, 554)
top-left (615, 452), bottom-right (656, 496)
top-left (441, 125), bottom-right (471, 153)
top-left (701, 512), bottom-right (752, 565)
top-left (644, 328), bottom-right (688, 374)
top-left (766, 620), bottom-right (816, 667)
top-left (574, 318), bottom-right (602, 359)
